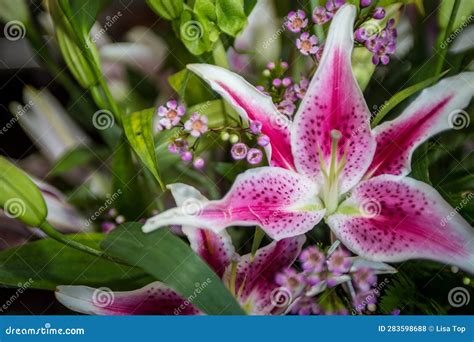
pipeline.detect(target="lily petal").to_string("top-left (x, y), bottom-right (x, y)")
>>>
top-left (230, 236), bottom-right (305, 314)
top-left (56, 282), bottom-right (200, 315)
top-left (143, 167), bottom-right (325, 240)
top-left (350, 257), bottom-right (397, 274)
top-left (367, 72), bottom-right (474, 178)
top-left (167, 183), bottom-right (235, 277)
top-left (291, 4), bottom-right (376, 194)
top-left (187, 64), bottom-right (295, 170)
top-left (328, 175), bottom-right (474, 272)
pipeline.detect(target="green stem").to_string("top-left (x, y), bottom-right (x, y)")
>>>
top-left (39, 221), bottom-right (129, 266)
top-left (434, 0), bottom-right (461, 76)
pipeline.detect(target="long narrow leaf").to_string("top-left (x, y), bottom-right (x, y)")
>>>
top-left (101, 223), bottom-right (245, 315)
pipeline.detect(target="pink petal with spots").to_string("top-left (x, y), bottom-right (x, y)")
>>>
top-left (143, 167), bottom-right (325, 240)
top-left (187, 64), bottom-right (295, 170)
top-left (328, 175), bottom-right (474, 272)
top-left (367, 72), bottom-right (474, 178)
top-left (227, 236), bottom-right (305, 314)
top-left (183, 228), bottom-right (235, 278)
top-left (291, 5), bottom-right (376, 194)
top-left (56, 282), bottom-right (200, 315)
top-left (167, 183), bottom-right (235, 277)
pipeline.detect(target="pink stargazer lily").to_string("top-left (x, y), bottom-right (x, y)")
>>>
top-left (143, 5), bottom-right (474, 272)
top-left (56, 184), bottom-right (305, 315)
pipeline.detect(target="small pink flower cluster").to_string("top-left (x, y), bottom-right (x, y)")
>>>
top-left (222, 121), bottom-right (267, 165)
top-left (286, 1), bottom-right (396, 65)
top-left (285, 9), bottom-right (321, 57)
top-left (157, 100), bottom-right (207, 170)
top-left (275, 245), bottom-right (383, 315)
top-left (257, 61), bottom-right (308, 117)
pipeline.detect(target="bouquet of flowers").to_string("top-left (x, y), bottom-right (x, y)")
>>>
top-left (0, 0), bottom-right (472, 316)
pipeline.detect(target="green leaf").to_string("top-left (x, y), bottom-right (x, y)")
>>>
top-left (438, 0), bottom-right (473, 33)
top-left (194, 0), bottom-right (217, 22)
top-left (50, 146), bottom-right (107, 176)
top-left (47, 0), bottom-right (101, 88)
top-left (112, 136), bottom-right (149, 220)
top-left (59, 0), bottom-right (112, 38)
top-left (250, 227), bottom-right (265, 260)
top-left (378, 0), bottom-right (424, 15)
top-left (101, 223), bottom-right (245, 315)
top-left (371, 71), bottom-right (449, 127)
top-left (243, 0), bottom-right (257, 16)
top-left (0, 157), bottom-right (47, 227)
top-left (216, 0), bottom-right (247, 37)
top-left (188, 99), bottom-right (227, 127)
top-left (410, 143), bottom-right (432, 184)
top-left (123, 108), bottom-right (165, 190)
top-left (179, 8), bottom-right (213, 55)
top-left (146, 0), bottom-right (184, 20)
top-left (0, 234), bottom-right (152, 291)
top-left (352, 47), bottom-right (376, 91)
top-left (168, 69), bottom-right (213, 105)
